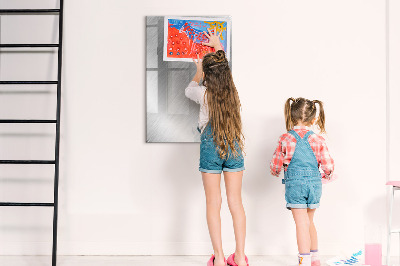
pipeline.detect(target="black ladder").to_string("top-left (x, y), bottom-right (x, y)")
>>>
top-left (0, 2), bottom-right (63, 266)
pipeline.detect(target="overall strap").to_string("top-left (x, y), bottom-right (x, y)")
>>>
top-left (284, 129), bottom-right (320, 181)
top-left (303, 130), bottom-right (314, 140)
top-left (288, 130), bottom-right (301, 141)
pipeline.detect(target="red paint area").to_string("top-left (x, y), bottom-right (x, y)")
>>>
top-left (167, 25), bottom-right (215, 59)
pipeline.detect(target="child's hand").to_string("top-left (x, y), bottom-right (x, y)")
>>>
top-left (202, 28), bottom-right (223, 51)
top-left (321, 173), bottom-right (338, 184)
top-left (270, 169), bottom-right (278, 177)
top-left (193, 54), bottom-right (202, 72)
top-left (191, 54), bottom-right (202, 83)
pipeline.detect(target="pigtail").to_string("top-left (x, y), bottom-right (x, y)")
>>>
top-left (313, 100), bottom-right (326, 133)
top-left (284, 98), bottom-right (295, 131)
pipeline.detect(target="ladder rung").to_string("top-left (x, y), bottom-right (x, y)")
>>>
top-left (391, 229), bottom-right (400, 233)
top-left (0, 81), bottom-right (58, 84)
top-left (0, 9), bottom-right (60, 14)
top-left (0, 119), bottom-right (56, 123)
top-left (0, 160), bottom-right (55, 164)
top-left (0, 202), bottom-right (54, 207)
top-left (0, 44), bottom-right (59, 48)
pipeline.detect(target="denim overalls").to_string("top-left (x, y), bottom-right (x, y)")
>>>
top-left (283, 130), bottom-right (322, 210)
top-left (198, 124), bottom-right (245, 174)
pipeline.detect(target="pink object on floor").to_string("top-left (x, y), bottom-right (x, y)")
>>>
top-left (207, 254), bottom-right (227, 266)
top-left (311, 260), bottom-right (321, 266)
top-left (227, 253), bottom-right (249, 266)
top-left (207, 255), bottom-right (215, 266)
top-left (386, 181), bottom-right (400, 187)
top-left (365, 243), bottom-right (382, 266)
top-left (321, 173), bottom-right (338, 184)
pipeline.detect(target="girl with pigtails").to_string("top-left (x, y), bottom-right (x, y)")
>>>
top-left (270, 98), bottom-right (335, 266)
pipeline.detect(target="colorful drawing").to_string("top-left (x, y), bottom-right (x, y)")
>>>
top-left (163, 16), bottom-right (231, 62)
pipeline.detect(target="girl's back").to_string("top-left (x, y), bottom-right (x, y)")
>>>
top-left (269, 97), bottom-right (335, 266)
top-left (270, 126), bottom-right (334, 179)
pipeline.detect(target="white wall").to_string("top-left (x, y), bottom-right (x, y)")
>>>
top-left (0, 0), bottom-right (390, 257)
top-left (388, 0), bottom-right (400, 258)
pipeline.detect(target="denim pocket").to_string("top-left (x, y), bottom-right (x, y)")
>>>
top-left (312, 182), bottom-right (322, 201)
top-left (285, 180), bottom-right (303, 203)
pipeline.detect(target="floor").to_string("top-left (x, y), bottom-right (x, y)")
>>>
top-left (0, 256), bottom-right (328, 266)
top-left (0, 255), bottom-right (397, 266)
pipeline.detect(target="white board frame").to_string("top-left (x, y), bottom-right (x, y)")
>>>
top-left (163, 16), bottom-right (231, 62)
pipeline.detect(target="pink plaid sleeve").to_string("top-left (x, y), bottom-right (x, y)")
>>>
top-left (317, 136), bottom-right (335, 179)
top-left (270, 135), bottom-right (286, 177)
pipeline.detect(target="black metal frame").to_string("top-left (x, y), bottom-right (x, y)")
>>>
top-left (0, 1), bottom-right (63, 265)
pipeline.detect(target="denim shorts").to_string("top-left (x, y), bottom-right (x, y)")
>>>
top-left (285, 178), bottom-right (322, 209)
top-left (199, 126), bottom-right (245, 174)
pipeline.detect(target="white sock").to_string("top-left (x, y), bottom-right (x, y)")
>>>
top-left (311, 250), bottom-right (319, 262)
top-left (298, 254), bottom-right (311, 266)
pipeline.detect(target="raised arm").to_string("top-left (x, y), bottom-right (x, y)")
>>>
top-left (192, 54), bottom-right (202, 83)
top-left (186, 55), bottom-right (206, 104)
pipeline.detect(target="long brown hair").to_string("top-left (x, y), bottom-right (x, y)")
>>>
top-left (284, 97), bottom-right (326, 133)
top-left (202, 50), bottom-right (244, 158)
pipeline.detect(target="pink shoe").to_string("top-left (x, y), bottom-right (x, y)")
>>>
top-left (311, 260), bottom-right (321, 266)
top-left (207, 254), bottom-right (227, 266)
top-left (227, 253), bottom-right (249, 266)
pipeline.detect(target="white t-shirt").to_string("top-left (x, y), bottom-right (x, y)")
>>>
top-left (185, 81), bottom-right (209, 133)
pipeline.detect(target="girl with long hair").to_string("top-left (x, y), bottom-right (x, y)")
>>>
top-left (185, 28), bottom-right (248, 266)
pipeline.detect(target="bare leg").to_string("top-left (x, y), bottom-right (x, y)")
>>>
top-left (307, 209), bottom-right (318, 251)
top-left (202, 172), bottom-right (225, 266)
top-left (291, 208), bottom-right (311, 254)
top-left (224, 171), bottom-right (247, 266)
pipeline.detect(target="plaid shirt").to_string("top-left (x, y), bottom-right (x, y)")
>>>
top-left (270, 126), bottom-right (334, 179)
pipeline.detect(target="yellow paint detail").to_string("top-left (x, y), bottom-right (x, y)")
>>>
top-left (204, 21), bottom-right (226, 40)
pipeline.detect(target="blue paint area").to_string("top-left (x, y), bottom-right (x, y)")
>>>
top-left (168, 18), bottom-right (228, 48)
